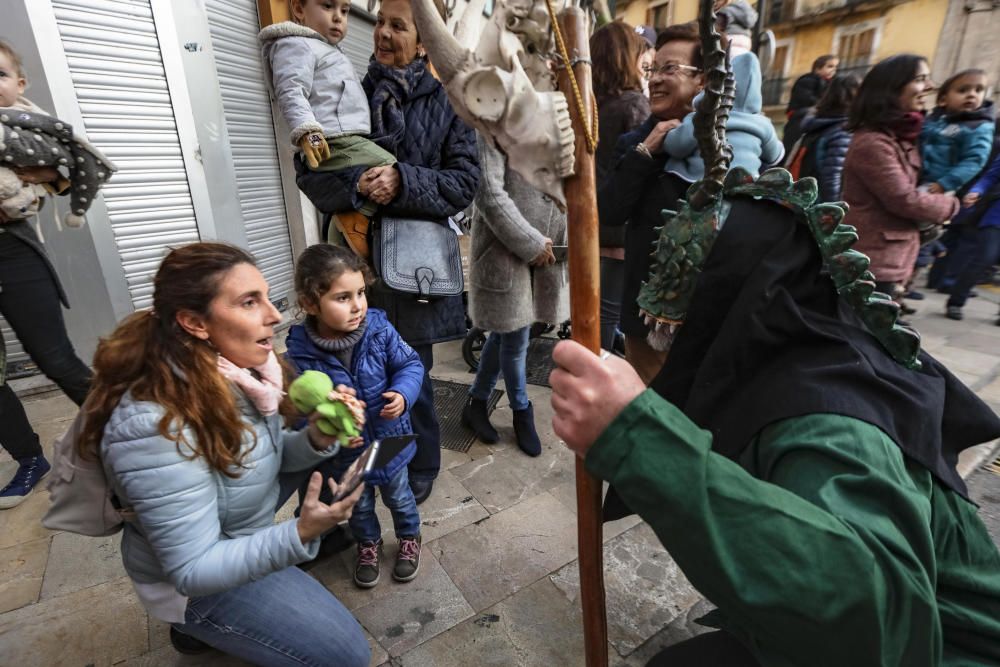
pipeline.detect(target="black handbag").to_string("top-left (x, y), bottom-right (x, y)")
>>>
top-left (373, 216), bottom-right (464, 303)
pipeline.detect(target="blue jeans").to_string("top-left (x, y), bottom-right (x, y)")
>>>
top-left (408, 343), bottom-right (440, 483)
top-left (351, 465), bottom-right (421, 543)
top-left (175, 567), bottom-right (370, 667)
top-left (470, 326), bottom-right (530, 411)
top-left (175, 468), bottom-right (370, 666)
top-left (948, 226), bottom-right (1000, 308)
top-left (599, 256), bottom-right (624, 351)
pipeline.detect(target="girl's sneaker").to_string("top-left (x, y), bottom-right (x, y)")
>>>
top-left (0, 455), bottom-right (51, 509)
top-left (393, 535), bottom-right (421, 582)
top-left (354, 539), bottom-right (382, 588)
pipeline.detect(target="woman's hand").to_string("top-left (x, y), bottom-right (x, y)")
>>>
top-left (380, 391), bottom-right (405, 419)
top-left (364, 165), bottom-right (401, 205)
top-left (530, 238), bottom-right (556, 267)
top-left (550, 340), bottom-right (646, 459)
top-left (963, 192), bottom-right (981, 208)
top-left (640, 119), bottom-right (681, 155)
top-left (926, 182), bottom-right (944, 194)
top-left (296, 472), bottom-right (364, 544)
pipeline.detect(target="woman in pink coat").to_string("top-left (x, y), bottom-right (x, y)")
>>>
top-left (842, 55), bottom-right (959, 310)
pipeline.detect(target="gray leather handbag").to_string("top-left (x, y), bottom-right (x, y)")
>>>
top-left (373, 216), bottom-right (464, 303)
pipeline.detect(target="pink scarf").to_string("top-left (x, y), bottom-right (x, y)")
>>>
top-left (216, 351), bottom-right (284, 416)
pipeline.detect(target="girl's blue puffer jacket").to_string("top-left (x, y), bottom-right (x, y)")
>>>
top-left (919, 102), bottom-right (995, 192)
top-left (284, 308), bottom-right (424, 485)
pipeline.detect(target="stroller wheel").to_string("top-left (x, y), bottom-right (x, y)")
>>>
top-left (463, 327), bottom-right (487, 371)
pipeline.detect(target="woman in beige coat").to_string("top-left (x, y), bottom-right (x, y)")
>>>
top-left (462, 137), bottom-right (568, 456)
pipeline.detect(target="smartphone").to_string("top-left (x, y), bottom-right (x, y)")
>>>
top-left (330, 441), bottom-right (380, 502)
top-left (329, 435), bottom-right (418, 502)
top-left (551, 245), bottom-right (568, 262)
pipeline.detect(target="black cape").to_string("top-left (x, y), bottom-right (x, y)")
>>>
top-left (605, 197), bottom-right (1000, 521)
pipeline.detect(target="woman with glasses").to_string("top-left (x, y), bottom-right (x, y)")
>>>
top-left (842, 55), bottom-right (960, 315)
top-left (597, 22), bottom-right (705, 384)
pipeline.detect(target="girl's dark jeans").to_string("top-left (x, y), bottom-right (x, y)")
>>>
top-left (0, 231), bottom-right (92, 460)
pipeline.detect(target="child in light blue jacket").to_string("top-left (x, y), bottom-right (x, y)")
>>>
top-left (664, 51), bottom-right (783, 181)
top-left (259, 0), bottom-right (395, 221)
top-left (919, 69), bottom-right (994, 195)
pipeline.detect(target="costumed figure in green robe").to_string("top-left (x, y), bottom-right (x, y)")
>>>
top-left (549, 1), bottom-right (1000, 665)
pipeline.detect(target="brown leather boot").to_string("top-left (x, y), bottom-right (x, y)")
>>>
top-left (332, 211), bottom-right (371, 260)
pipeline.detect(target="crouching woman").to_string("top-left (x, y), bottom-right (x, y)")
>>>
top-left (77, 243), bottom-right (370, 666)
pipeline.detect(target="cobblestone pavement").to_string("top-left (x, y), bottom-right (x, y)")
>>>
top-left (1, 285), bottom-right (998, 666)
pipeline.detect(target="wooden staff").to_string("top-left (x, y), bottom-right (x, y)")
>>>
top-left (555, 8), bottom-right (608, 666)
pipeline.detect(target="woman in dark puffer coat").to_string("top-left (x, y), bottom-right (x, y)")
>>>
top-left (294, 0), bottom-right (480, 503)
top-left (797, 73), bottom-right (860, 202)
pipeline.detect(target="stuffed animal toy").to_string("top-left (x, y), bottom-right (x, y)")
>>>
top-left (0, 166), bottom-right (46, 221)
top-left (1, 101), bottom-right (116, 226)
top-left (289, 370), bottom-right (365, 442)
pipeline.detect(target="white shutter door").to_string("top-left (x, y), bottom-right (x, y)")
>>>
top-left (204, 0), bottom-right (294, 306)
top-left (52, 0), bottom-right (201, 310)
top-left (342, 12), bottom-right (376, 78)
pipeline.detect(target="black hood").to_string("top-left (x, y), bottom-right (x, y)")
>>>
top-left (605, 197), bottom-right (1000, 521)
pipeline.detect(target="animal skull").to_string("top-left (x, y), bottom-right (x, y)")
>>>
top-left (409, 0), bottom-right (575, 204)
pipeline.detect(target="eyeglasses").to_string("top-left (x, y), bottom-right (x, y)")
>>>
top-left (642, 63), bottom-right (701, 78)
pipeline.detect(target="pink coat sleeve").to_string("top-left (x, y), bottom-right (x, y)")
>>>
top-left (846, 133), bottom-right (960, 225)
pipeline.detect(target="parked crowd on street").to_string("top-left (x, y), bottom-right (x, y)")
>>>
top-left (2, 0), bottom-right (1000, 664)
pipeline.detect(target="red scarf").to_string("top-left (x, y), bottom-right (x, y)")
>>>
top-left (887, 111), bottom-right (924, 143)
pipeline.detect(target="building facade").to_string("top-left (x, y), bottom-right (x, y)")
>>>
top-left (761, 0), bottom-right (949, 117)
top-left (931, 0), bottom-right (1000, 107)
top-left (615, 0), bottom-right (699, 34)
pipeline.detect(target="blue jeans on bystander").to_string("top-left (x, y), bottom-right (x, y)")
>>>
top-left (469, 326), bottom-right (531, 411)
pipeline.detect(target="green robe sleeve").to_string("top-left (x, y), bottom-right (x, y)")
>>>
top-left (585, 389), bottom-right (943, 667)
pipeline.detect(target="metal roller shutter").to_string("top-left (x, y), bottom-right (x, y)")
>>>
top-left (342, 11), bottom-right (376, 78)
top-left (204, 0), bottom-right (294, 308)
top-left (52, 0), bottom-right (201, 310)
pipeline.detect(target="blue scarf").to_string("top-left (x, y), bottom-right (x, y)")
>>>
top-left (366, 57), bottom-right (428, 155)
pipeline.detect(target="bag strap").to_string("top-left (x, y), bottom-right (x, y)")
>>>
top-left (414, 267), bottom-right (434, 303)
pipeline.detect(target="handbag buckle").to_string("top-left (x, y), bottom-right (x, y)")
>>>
top-left (415, 267), bottom-right (434, 303)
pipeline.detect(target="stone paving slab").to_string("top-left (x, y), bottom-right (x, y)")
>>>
top-left (0, 537), bottom-right (48, 614)
top-left (373, 467), bottom-right (489, 543)
top-left (314, 543), bottom-right (474, 657)
top-left (550, 522), bottom-right (701, 658)
top-left (40, 531), bottom-right (125, 601)
top-left (432, 491), bottom-right (579, 613)
top-left (0, 487), bottom-right (55, 550)
top-left (613, 598), bottom-right (717, 666)
top-left (0, 576), bottom-right (148, 666)
top-left (395, 576), bottom-right (587, 666)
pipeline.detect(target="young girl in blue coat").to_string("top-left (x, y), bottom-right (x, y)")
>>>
top-left (286, 244), bottom-right (425, 589)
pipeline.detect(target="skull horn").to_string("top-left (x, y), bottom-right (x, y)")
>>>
top-left (454, 0), bottom-right (487, 51)
top-left (410, 0), bottom-right (471, 84)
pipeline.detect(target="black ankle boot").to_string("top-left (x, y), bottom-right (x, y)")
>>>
top-left (462, 397), bottom-right (499, 444)
top-left (512, 402), bottom-right (542, 457)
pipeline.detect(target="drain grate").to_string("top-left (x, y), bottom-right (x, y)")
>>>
top-left (525, 337), bottom-right (558, 388)
top-left (433, 379), bottom-right (502, 453)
